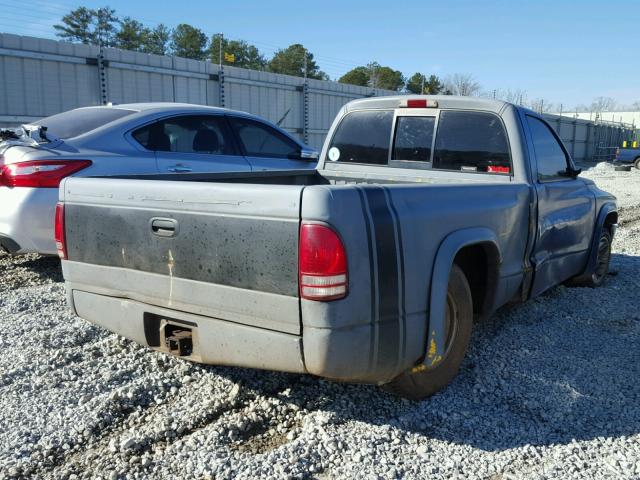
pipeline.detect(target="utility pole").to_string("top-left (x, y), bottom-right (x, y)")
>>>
top-left (218, 32), bottom-right (223, 68)
top-left (303, 48), bottom-right (307, 81)
top-left (218, 33), bottom-right (225, 108)
top-left (302, 47), bottom-right (309, 144)
top-left (370, 64), bottom-right (377, 89)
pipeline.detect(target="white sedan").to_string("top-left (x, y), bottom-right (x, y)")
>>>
top-left (0, 103), bottom-right (318, 255)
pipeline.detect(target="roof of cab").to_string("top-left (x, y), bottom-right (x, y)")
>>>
top-left (345, 95), bottom-right (511, 114)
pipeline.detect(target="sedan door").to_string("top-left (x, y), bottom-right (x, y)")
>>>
top-left (228, 116), bottom-right (316, 171)
top-left (131, 115), bottom-right (251, 173)
top-left (524, 114), bottom-right (596, 296)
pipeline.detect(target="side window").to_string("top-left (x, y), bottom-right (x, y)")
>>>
top-left (526, 116), bottom-right (570, 181)
top-left (229, 117), bottom-right (300, 158)
top-left (392, 116), bottom-right (436, 162)
top-left (432, 111), bottom-right (511, 174)
top-left (328, 110), bottom-right (393, 165)
top-left (132, 115), bottom-right (236, 155)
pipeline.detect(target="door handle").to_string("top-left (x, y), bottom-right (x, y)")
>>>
top-left (167, 165), bottom-right (192, 173)
top-left (150, 218), bottom-right (178, 237)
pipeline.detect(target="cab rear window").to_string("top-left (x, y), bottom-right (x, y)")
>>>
top-left (392, 116), bottom-right (436, 162)
top-left (327, 110), bottom-right (393, 165)
top-left (432, 111), bottom-right (511, 174)
top-left (327, 108), bottom-right (511, 174)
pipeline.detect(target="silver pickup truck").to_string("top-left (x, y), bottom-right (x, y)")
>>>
top-left (58, 96), bottom-right (617, 400)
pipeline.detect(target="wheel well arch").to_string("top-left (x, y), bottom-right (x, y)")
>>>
top-left (426, 228), bottom-right (502, 363)
top-left (604, 211), bottom-right (618, 234)
top-left (453, 242), bottom-right (501, 319)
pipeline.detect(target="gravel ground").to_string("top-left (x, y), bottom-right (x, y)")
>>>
top-left (1, 163), bottom-right (639, 480)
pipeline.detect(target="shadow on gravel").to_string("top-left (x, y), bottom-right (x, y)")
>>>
top-left (4, 251), bottom-right (638, 454)
top-left (212, 253), bottom-right (640, 452)
top-left (0, 253), bottom-right (63, 292)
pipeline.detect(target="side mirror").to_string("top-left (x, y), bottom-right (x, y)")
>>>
top-left (568, 166), bottom-right (582, 177)
top-left (560, 166), bottom-right (582, 178)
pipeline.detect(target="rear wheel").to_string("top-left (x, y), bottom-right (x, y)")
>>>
top-left (566, 230), bottom-right (612, 288)
top-left (634, 157), bottom-right (640, 170)
top-left (383, 265), bottom-right (473, 401)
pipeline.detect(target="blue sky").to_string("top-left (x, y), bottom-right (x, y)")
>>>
top-left (2, 0), bottom-right (638, 109)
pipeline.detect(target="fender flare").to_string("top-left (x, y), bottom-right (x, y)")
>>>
top-left (581, 203), bottom-right (617, 277)
top-left (421, 227), bottom-right (501, 369)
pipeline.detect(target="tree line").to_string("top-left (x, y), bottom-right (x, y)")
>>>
top-left (53, 6), bottom-right (453, 91)
top-left (53, 6), bottom-right (639, 111)
top-left (54, 7), bottom-right (328, 80)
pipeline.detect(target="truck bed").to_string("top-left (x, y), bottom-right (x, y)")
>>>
top-left (60, 169), bottom-right (531, 383)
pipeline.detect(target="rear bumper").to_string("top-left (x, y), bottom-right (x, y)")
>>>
top-left (68, 288), bottom-right (307, 374)
top-left (65, 283), bottom-right (413, 384)
top-left (0, 186), bottom-right (58, 254)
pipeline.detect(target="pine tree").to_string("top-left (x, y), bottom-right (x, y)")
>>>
top-left (170, 24), bottom-right (208, 60)
top-left (53, 7), bottom-right (94, 44)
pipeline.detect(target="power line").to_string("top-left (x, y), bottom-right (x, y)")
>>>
top-left (0, 2), bottom-right (69, 21)
top-left (0, 21), bottom-right (57, 35)
top-left (17, 0), bottom-right (80, 14)
top-left (0, 10), bottom-right (62, 26)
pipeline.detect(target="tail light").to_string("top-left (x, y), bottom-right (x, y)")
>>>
top-left (299, 223), bottom-right (348, 301)
top-left (54, 202), bottom-right (67, 259)
top-left (0, 160), bottom-right (92, 188)
top-left (487, 165), bottom-right (511, 174)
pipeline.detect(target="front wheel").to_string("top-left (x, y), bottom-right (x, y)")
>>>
top-left (634, 157), bottom-right (640, 170)
top-left (383, 264), bottom-right (473, 401)
top-left (566, 230), bottom-right (612, 288)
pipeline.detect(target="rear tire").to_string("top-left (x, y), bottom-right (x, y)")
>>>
top-left (565, 230), bottom-right (612, 288)
top-left (634, 157), bottom-right (640, 170)
top-left (383, 264), bottom-right (473, 401)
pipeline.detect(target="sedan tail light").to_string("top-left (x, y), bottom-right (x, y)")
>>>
top-left (54, 202), bottom-right (67, 259)
top-left (0, 160), bottom-right (92, 188)
top-left (299, 223), bottom-right (348, 301)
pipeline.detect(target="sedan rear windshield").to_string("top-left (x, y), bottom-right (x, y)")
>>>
top-left (33, 107), bottom-right (136, 139)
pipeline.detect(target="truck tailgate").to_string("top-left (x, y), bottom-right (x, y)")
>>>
top-left (60, 177), bottom-right (303, 334)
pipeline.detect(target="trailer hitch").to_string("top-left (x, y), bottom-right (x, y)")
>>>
top-left (164, 327), bottom-right (193, 356)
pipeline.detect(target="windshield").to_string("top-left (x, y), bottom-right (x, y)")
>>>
top-left (33, 107), bottom-right (136, 139)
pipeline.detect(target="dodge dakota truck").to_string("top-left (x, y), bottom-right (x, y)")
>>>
top-left (58, 96), bottom-right (617, 400)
